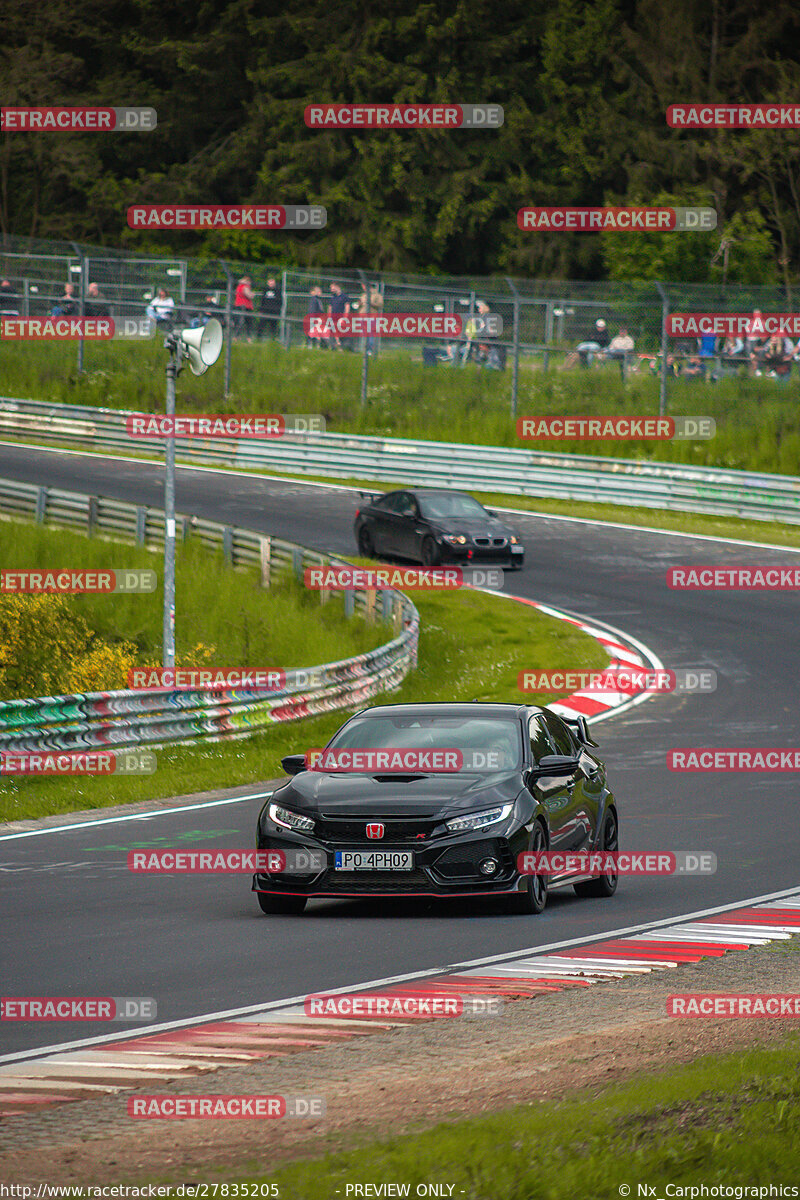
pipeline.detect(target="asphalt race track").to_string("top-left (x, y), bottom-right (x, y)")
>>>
top-left (1, 441), bottom-right (798, 1057)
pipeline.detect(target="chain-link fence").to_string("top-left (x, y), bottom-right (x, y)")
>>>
top-left (2, 233), bottom-right (797, 414)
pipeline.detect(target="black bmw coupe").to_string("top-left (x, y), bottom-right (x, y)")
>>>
top-left (252, 702), bottom-right (618, 915)
top-left (354, 489), bottom-right (524, 569)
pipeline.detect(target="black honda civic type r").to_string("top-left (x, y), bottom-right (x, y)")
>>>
top-left (252, 702), bottom-right (618, 915)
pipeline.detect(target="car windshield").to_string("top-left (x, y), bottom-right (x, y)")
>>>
top-left (324, 714), bottom-right (522, 772)
top-left (419, 494), bottom-right (487, 520)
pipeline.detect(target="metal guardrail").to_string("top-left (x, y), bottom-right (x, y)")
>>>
top-left (0, 476), bottom-right (419, 754)
top-left (1, 396), bottom-right (799, 525)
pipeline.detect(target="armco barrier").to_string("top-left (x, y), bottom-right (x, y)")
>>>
top-left (1, 396), bottom-right (799, 525)
top-left (0, 477), bottom-right (419, 754)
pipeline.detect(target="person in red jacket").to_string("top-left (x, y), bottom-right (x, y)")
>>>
top-left (234, 276), bottom-right (255, 342)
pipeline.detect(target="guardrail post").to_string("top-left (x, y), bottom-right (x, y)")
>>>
top-left (292, 547), bottom-right (303, 580)
top-left (381, 590), bottom-right (392, 623)
top-left (87, 495), bottom-right (99, 536)
top-left (135, 506), bottom-right (147, 546)
top-left (260, 536), bottom-right (272, 588)
top-left (222, 526), bottom-right (234, 564)
top-left (364, 588), bottom-right (376, 624)
top-left (344, 590), bottom-right (355, 617)
top-left (35, 487), bottom-right (48, 524)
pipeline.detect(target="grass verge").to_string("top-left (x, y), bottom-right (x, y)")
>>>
top-left (0, 536), bottom-right (608, 822)
top-left (185, 1035), bottom-right (800, 1197)
top-left (3, 338), bottom-right (800, 473)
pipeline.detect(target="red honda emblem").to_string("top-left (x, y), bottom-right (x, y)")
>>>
top-left (366, 823), bottom-right (385, 839)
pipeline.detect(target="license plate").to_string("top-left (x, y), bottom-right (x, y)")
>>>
top-left (334, 850), bottom-right (414, 871)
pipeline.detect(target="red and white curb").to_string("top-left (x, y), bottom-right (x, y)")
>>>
top-left (490, 593), bottom-right (664, 723)
top-left (2, 892), bottom-right (799, 1118)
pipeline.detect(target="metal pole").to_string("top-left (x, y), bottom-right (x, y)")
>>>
top-left (163, 346), bottom-right (178, 669)
top-left (358, 268), bottom-right (369, 407)
top-left (279, 268), bottom-right (288, 347)
top-left (218, 260), bottom-right (233, 397)
top-left (506, 277), bottom-right (520, 416)
top-left (655, 281), bottom-right (669, 417)
top-left (71, 244), bottom-right (85, 374)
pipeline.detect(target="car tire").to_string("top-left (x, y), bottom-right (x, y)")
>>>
top-left (420, 536), bottom-right (441, 566)
top-left (257, 892), bottom-right (307, 915)
top-left (507, 821), bottom-right (548, 915)
top-left (509, 559), bottom-right (524, 571)
top-left (574, 807), bottom-right (618, 898)
top-left (358, 527), bottom-right (375, 557)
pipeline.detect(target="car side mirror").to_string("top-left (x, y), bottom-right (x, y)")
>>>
top-left (281, 754), bottom-right (307, 775)
top-left (533, 754), bottom-right (579, 775)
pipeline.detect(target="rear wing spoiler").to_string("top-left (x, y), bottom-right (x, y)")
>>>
top-left (562, 714), bottom-right (599, 748)
top-left (358, 490), bottom-right (385, 503)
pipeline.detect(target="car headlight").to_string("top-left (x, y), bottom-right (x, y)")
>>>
top-left (268, 802), bottom-right (315, 833)
top-left (509, 536), bottom-right (520, 545)
top-left (442, 534), bottom-right (468, 545)
top-left (445, 803), bottom-right (514, 833)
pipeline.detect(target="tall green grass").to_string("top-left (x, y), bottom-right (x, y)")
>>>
top-left (3, 339), bottom-right (799, 474)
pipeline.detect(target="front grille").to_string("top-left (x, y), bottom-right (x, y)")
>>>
top-left (316, 816), bottom-right (439, 844)
top-left (317, 869), bottom-right (431, 894)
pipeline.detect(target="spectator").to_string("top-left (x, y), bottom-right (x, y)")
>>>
top-left (745, 309), bottom-right (767, 372)
top-left (720, 335), bottom-right (745, 361)
top-left (710, 335), bottom-right (745, 381)
top-left (306, 285), bottom-right (327, 349)
top-left (563, 318), bottom-right (611, 369)
top-left (258, 277), bottom-right (282, 340)
top-left (605, 326), bottom-right (635, 375)
top-left (761, 334), bottom-right (793, 380)
top-left (358, 282), bottom-right (383, 355)
top-left (0, 279), bottom-right (20, 315)
top-left (329, 281), bottom-right (352, 350)
top-left (234, 276), bottom-right (255, 342)
top-left (50, 283), bottom-right (76, 317)
top-left (145, 287), bottom-right (175, 327)
top-left (85, 282), bottom-right (111, 319)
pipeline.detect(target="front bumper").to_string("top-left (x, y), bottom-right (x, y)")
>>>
top-left (252, 828), bottom-right (530, 899)
top-left (438, 542), bottom-right (524, 568)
